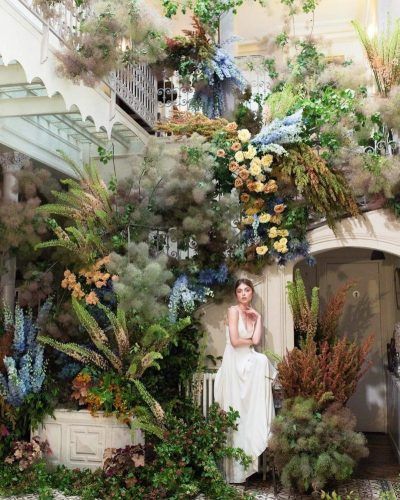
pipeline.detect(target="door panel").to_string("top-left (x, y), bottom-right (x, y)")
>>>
top-left (319, 262), bottom-right (385, 433)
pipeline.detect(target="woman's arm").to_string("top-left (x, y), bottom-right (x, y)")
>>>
top-left (228, 307), bottom-right (253, 347)
top-left (249, 309), bottom-right (263, 346)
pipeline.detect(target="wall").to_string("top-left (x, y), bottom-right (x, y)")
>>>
top-left (202, 209), bottom-right (400, 365)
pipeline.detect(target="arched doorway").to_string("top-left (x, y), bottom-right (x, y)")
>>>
top-left (262, 208), bottom-right (400, 434)
top-left (295, 246), bottom-right (397, 433)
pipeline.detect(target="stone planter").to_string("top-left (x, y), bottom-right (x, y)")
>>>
top-left (33, 409), bottom-right (144, 470)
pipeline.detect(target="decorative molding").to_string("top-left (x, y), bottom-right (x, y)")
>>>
top-left (34, 409), bottom-right (144, 470)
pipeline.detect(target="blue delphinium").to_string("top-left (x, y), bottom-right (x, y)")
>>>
top-left (191, 47), bottom-right (247, 118)
top-left (0, 303), bottom-right (47, 407)
top-left (252, 110), bottom-right (304, 149)
top-left (168, 275), bottom-right (213, 322)
top-left (198, 263), bottom-right (229, 287)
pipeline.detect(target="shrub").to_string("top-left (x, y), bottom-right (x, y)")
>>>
top-left (269, 397), bottom-right (369, 493)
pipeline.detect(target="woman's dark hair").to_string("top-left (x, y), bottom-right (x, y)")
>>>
top-left (234, 278), bottom-right (254, 293)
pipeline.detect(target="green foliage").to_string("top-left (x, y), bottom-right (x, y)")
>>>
top-left (0, 404), bottom-right (250, 500)
top-left (39, 299), bottom-right (188, 381)
top-left (162, 0), bottom-right (265, 36)
top-left (269, 397), bottom-right (369, 493)
top-left (265, 84), bottom-right (297, 121)
top-left (36, 157), bottom-right (114, 266)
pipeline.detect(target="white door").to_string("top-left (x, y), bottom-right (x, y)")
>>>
top-left (319, 262), bottom-right (386, 433)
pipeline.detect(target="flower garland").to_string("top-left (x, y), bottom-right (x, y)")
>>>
top-left (214, 127), bottom-right (295, 263)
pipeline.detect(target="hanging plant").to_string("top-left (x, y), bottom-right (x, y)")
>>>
top-left (55, 0), bottom-right (167, 86)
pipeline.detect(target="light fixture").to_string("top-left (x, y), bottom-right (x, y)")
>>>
top-left (370, 250), bottom-right (385, 261)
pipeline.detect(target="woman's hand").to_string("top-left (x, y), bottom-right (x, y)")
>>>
top-left (243, 308), bottom-right (260, 323)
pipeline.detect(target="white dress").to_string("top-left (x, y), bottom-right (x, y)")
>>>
top-left (214, 309), bottom-right (277, 483)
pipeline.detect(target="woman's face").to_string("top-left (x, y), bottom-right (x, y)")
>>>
top-left (235, 283), bottom-right (253, 306)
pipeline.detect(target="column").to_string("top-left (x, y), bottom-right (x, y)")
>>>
top-left (0, 152), bottom-right (28, 310)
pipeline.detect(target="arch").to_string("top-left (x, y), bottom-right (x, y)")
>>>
top-left (307, 209), bottom-right (400, 257)
top-left (264, 208), bottom-right (400, 357)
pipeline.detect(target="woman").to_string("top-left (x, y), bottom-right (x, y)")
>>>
top-left (214, 278), bottom-right (276, 484)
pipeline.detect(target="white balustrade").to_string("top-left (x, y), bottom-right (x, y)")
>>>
top-left (18, 0), bottom-right (157, 128)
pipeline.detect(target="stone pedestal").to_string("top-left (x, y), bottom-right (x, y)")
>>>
top-left (33, 409), bottom-right (144, 470)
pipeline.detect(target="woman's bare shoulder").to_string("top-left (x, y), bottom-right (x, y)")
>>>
top-left (227, 305), bottom-right (238, 315)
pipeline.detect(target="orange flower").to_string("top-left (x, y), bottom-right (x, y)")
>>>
top-left (111, 275), bottom-right (119, 281)
top-left (234, 178), bottom-right (244, 188)
top-left (229, 161), bottom-right (240, 172)
top-left (85, 291), bottom-right (99, 305)
top-left (247, 181), bottom-right (256, 192)
top-left (216, 149), bottom-right (226, 158)
top-left (71, 283), bottom-right (85, 299)
top-left (264, 180), bottom-right (278, 193)
top-left (240, 193), bottom-right (250, 203)
top-left (238, 168), bottom-right (250, 180)
top-left (231, 142), bottom-right (242, 152)
top-left (254, 198), bottom-right (265, 209)
top-left (274, 204), bottom-right (286, 214)
top-left (225, 122), bottom-right (238, 133)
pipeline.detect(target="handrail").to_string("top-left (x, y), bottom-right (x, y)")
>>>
top-left (14, 0), bottom-right (157, 129)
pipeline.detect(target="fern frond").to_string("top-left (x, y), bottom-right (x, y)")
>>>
top-left (97, 304), bottom-right (130, 359)
top-left (35, 239), bottom-right (79, 253)
top-left (38, 336), bottom-right (109, 370)
top-left (36, 204), bottom-right (79, 218)
top-left (71, 298), bottom-right (123, 373)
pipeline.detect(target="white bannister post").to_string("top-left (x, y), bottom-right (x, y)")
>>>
top-left (0, 152), bottom-right (28, 310)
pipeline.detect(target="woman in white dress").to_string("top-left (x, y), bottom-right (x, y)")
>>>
top-left (214, 278), bottom-right (276, 484)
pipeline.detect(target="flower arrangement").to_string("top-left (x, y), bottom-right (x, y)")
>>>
top-left (213, 126), bottom-right (293, 263)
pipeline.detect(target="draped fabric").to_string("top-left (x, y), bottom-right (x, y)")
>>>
top-left (214, 311), bottom-right (276, 483)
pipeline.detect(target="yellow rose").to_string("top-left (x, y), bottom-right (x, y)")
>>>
top-left (277, 229), bottom-right (289, 237)
top-left (273, 240), bottom-right (288, 254)
top-left (271, 214), bottom-right (282, 225)
top-left (268, 226), bottom-right (278, 238)
top-left (261, 154), bottom-right (273, 170)
top-left (259, 213), bottom-right (271, 224)
top-left (237, 129), bottom-right (251, 143)
top-left (249, 162), bottom-right (262, 176)
top-left (279, 237), bottom-right (288, 245)
top-left (242, 216), bottom-right (254, 225)
top-left (256, 245), bottom-right (268, 256)
top-left (245, 207), bottom-right (259, 216)
top-left (244, 145), bottom-right (257, 159)
top-left (235, 151), bottom-right (245, 163)
top-left (254, 181), bottom-right (265, 193)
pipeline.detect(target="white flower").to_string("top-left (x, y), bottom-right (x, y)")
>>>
top-left (244, 145), bottom-right (257, 159)
top-left (238, 129), bottom-right (251, 143)
top-left (235, 151), bottom-right (245, 163)
top-left (249, 162), bottom-right (262, 176)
